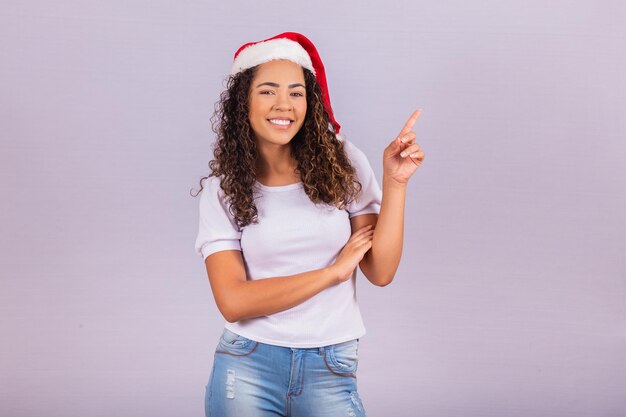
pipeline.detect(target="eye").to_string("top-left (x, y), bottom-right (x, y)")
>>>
top-left (259, 90), bottom-right (275, 95)
top-left (291, 92), bottom-right (304, 97)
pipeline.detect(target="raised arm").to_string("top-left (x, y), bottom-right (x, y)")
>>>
top-left (205, 224), bottom-right (374, 323)
top-left (355, 109), bottom-right (426, 287)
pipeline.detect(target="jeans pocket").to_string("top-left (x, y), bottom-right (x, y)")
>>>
top-left (216, 328), bottom-right (257, 356)
top-left (325, 339), bottom-right (359, 376)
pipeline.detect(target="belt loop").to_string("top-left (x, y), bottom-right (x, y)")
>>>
top-left (318, 346), bottom-right (324, 355)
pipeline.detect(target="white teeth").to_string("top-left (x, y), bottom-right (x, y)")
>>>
top-left (269, 119), bottom-right (291, 126)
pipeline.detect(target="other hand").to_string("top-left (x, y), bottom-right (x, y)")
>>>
top-left (383, 109), bottom-right (426, 184)
top-left (329, 225), bottom-right (374, 284)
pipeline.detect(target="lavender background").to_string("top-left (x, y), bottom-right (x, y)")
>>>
top-left (2, 1), bottom-right (625, 416)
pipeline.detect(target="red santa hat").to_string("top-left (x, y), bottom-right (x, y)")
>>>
top-left (230, 32), bottom-right (342, 136)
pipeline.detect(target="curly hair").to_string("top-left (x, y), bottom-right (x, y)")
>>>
top-left (191, 65), bottom-right (362, 229)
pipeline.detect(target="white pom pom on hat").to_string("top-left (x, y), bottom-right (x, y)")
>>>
top-left (230, 32), bottom-right (342, 136)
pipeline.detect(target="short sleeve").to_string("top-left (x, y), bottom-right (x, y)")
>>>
top-left (194, 176), bottom-right (242, 260)
top-left (343, 139), bottom-right (382, 218)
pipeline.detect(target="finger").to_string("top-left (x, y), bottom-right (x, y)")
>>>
top-left (362, 230), bottom-right (375, 239)
top-left (398, 109), bottom-right (422, 137)
top-left (397, 131), bottom-right (417, 145)
top-left (409, 151), bottom-right (425, 161)
top-left (351, 229), bottom-right (374, 242)
top-left (360, 234), bottom-right (374, 244)
top-left (350, 231), bottom-right (375, 246)
top-left (355, 239), bottom-right (373, 252)
top-left (399, 144), bottom-right (422, 158)
top-left (354, 225), bottom-right (374, 235)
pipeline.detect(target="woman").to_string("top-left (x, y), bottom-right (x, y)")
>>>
top-left (194, 32), bottom-right (424, 417)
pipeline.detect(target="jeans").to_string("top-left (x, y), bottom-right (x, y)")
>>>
top-left (205, 328), bottom-right (367, 417)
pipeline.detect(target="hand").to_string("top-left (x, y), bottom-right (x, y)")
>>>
top-left (329, 225), bottom-right (374, 284)
top-left (383, 109), bottom-right (426, 185)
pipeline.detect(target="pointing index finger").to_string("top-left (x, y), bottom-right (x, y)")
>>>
top-left (399, 109), bottom-right (422, 137)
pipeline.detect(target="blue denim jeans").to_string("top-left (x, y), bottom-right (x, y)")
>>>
top-left (205, 328), bottom-right (367, 417)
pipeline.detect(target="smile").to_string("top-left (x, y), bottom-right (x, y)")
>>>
top-left (268, 119), bottom-right (293, 126)
top-left (267, 118), bottom-right (294, 130)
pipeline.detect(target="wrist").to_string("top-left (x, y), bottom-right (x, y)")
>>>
top-left (383, 175), bottom-right (408, 190)
top-left (323, 265), bottom-right (340, 286)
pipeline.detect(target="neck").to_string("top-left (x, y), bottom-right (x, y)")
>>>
top-left (255, 141), bottom-right (298, 180)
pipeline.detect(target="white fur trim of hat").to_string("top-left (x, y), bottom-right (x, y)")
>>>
top-left (230, 38), bottom-right (315, 76)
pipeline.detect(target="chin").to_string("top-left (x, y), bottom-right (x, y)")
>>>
top-left (266, 131), bottom-right (299, 145)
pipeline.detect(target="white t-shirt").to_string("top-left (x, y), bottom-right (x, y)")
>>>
top-left (194, 139), bottom-right (382, 348)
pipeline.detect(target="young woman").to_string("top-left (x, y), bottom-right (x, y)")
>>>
top-left (194, 32), bottom-right (424, 417)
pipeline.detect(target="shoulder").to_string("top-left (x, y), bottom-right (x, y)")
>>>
top-left (340, 137), bottom-right (374, 170)
top-left (201, 174), bottom-right (222, 190)
top-left (199, 175), bottom-right (234, 212)
top-left (200, 175), bottom-right (226, 199)
top-left (340, 136), bottom-right (360, 155)
top-left (195, 175), bottom-right (242, 259)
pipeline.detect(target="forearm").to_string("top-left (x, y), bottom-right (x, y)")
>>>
top-left (220, 267), bottom-right (338, 322)
top-left (362, 175), bottom-right (407, 286)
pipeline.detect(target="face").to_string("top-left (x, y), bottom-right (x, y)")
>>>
top-left (248, 59), bottom-right (307, 148)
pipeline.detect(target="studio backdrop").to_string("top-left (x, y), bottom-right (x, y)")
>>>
top-left (1, 1), bottom-right (625, 416)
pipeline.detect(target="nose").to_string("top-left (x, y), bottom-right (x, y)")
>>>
top-left (272, 91), bottom-right (293, 112)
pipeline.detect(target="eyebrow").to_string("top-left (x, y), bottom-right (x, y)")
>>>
top-left (255, 82), bottom-right (305, 89)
